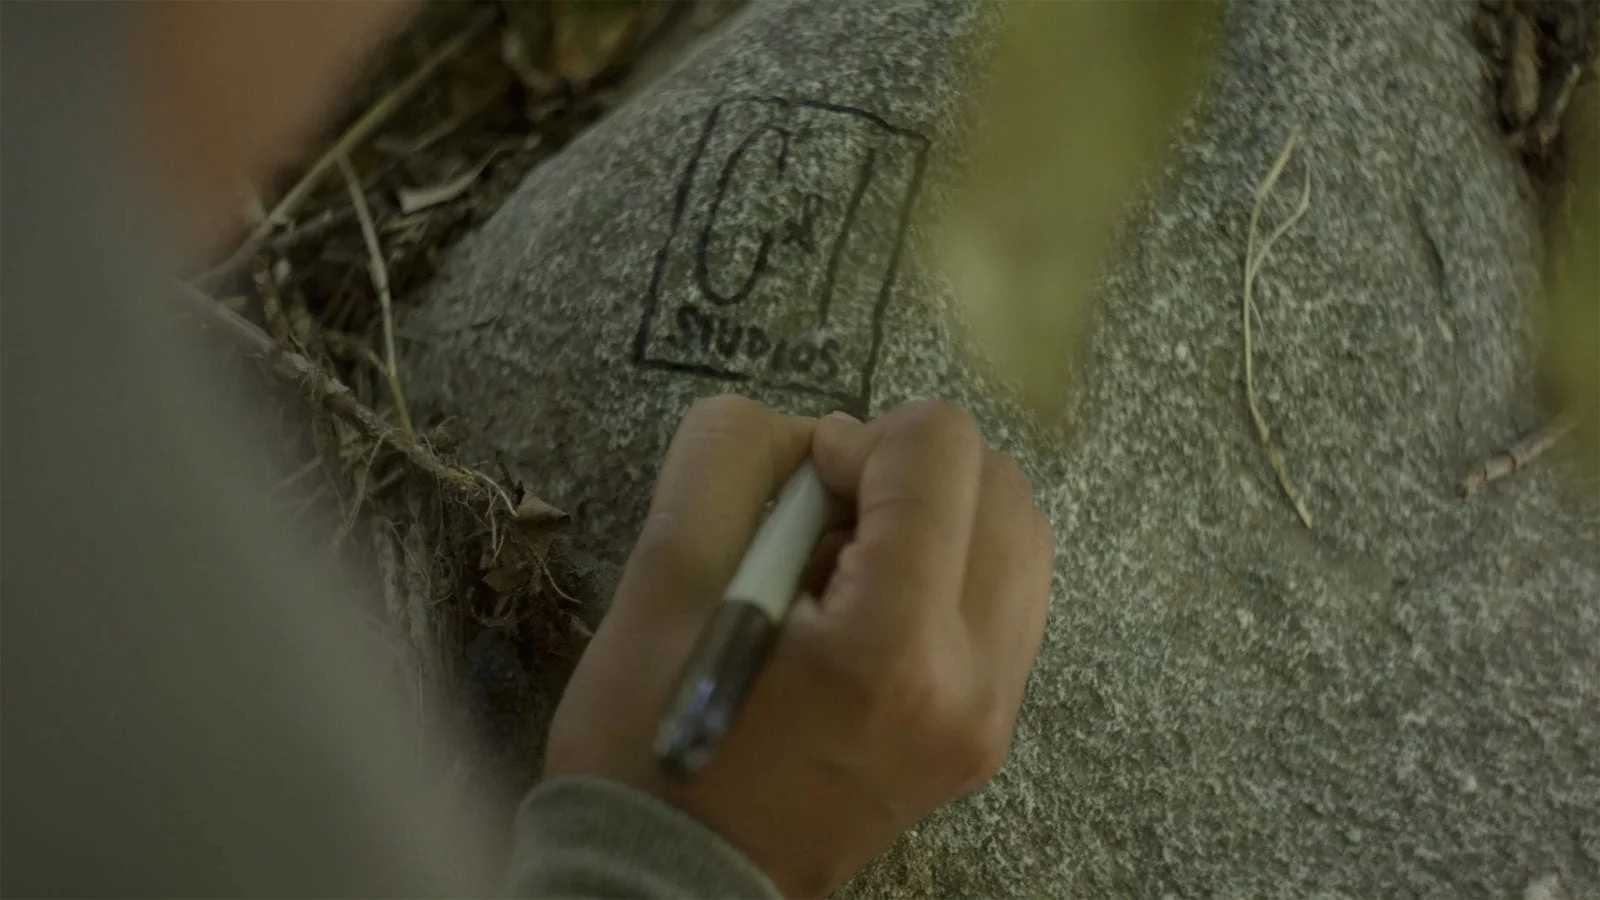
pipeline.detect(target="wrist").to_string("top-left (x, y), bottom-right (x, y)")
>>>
top-left (511, 775), bottom-right (782, 899)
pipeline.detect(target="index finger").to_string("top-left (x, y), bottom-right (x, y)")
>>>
top-left (625, 395), bottom-right (816, 620)
top-left (810, 401), bottom-right (984, 630)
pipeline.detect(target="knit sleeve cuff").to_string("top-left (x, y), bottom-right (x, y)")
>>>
top-left (507, 775), bottom-right (782, 899)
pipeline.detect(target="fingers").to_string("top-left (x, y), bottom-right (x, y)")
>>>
top-left (625, 395), bottom-right (815, 619)
top-left (798, 527), bottom-right (853, 601)
top-left (963, 450), bottom-right (1054, 703)
top-left (792, 406), bottom-right (1051, 795)
top-left (553, 397), bottom-right (1057, 900)
top-left (809, 407), bottom-right (1051, 688)
top-left (811, 401), bottom-right (984, 634)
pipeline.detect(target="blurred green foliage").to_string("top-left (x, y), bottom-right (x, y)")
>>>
top-left (948, 1), bottom-right (1594, 481)
top-left (939, 1), bottom-right (1221, 416)
top-left (1545, 81), bottom-right (1599, 473)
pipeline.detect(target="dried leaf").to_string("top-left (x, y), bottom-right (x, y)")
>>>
top-left (1504, 12), bottom-right (1541, 126)
top-left (502, 2), bottom-right (561, 94)
top-left (550, 0), bottom-right (656, 85)
top-left (445, 31), bottom-right (516, 120)
top-left (480, 490), bottom-right (570, 599)
top-left (512, 491), bottom-right (569, 528)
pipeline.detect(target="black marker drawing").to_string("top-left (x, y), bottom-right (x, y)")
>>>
top-left (816, 148), bottom-right (877, 326)
top-left (781, 192), bottom-right (825, 256)
top-left (694, 124), bottom-right (792, 307)
top-left (633, 96), bottom-right (930, 414)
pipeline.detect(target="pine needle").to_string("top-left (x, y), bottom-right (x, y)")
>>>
top-left (1243, 129), bottom-right (1315, 529)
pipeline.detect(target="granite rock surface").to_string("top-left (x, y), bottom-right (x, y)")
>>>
top-left (401, 1), bottom-right (1600, 895)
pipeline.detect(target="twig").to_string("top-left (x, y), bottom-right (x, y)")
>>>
top-left (339, 154), bottom-right (415, 435)
top-left (176, 282), bottom-right (503, 509)
top-left (466, 464), bottom-right (519, 558)
top-left (319, 330), bottom-right (392, 382)
top-left (250, 258), bottom-right (300, 350)
top-left (276, 456), bottom-right (326, 492)
top-left (541, 558), bottom-right (582, 604)
top-left (1243, 128), bottom-right (1315, 529)
top-left (369, 467), bottom-right (408, 497)
top-left (468, 465), bottom-right (518, 518)
top-left (1526, 62), bottom-right (1582, 154)
top-left (266, 207), bottom-right (358, 255)
top-left (283, 483), bottom-right (334, 523)
top-left (192, 8), bottom-right (497, 291)
top-left (1459, 410), bottom-right (1580, 497)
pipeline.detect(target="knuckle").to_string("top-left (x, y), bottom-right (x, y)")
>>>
top-left (977, 728), bottom-right (1014, 781)
top-left (626, 515), bottom-right (700, 589)
top-left (951, 711), bottom-right (1012, 787)
top-left (799, 618), bottom-right (1016, 785)
top-left (896, 399), bottom-right (980, 447)
top-left (829, 621), bottom-right (940, 700)
top-left (980, 450), bottom-right (1055, 567)
top-left (862, 633), bottom-right (941, 709)
top-left (982, 449), bottom-right (1034, 504)
top-left (869, 642), bottom-right (1010, 785)
top-left (794, 613), bottom-right (868, 680)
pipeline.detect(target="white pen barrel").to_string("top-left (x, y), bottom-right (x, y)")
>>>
top-left (722, 463), bottom-right (833, 621)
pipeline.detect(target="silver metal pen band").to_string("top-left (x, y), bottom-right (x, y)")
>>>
top-left (653, 601), bottom-right (780, 780)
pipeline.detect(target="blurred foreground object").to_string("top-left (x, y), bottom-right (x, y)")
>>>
top-left (175, 3), bottom-right (743, 837)
top-left (1475, 0), bottom-right (1599, 481)
top-left (1542, 64), bottom-right (1599, 475)
top-left (1546, 82), bottom-right (1598, 472)
top-left (937, 1), bottom-right (1220, 415)
top-left (1477, 0), bottom-right (1597, 164)
top-left (2, 4), bottom-right (501, 894)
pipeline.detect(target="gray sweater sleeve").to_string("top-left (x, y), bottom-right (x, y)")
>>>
top-left (1, 9), bottom-right (771, 898)
top-left (509, 776), bottom-right (782, 899)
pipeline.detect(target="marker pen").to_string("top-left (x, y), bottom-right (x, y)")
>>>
top-left (654, 462), bottom-right (838, 779)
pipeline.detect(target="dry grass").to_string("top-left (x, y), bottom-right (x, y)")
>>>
top-left (1242, 129), bottom-right (1315, 529)
top-left (179, 2), bottom-right (739, 745)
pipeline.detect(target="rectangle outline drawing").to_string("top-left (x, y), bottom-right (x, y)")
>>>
top-left (631, 94), bottom-right (931, 415)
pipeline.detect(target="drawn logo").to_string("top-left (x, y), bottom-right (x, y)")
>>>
top-left (632, 96), bottom-right (930, 412)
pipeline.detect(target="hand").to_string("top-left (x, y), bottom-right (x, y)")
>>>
top-left (544, 395), bottom-right (1054, 897)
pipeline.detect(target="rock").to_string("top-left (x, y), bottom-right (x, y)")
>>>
top-left (404, 0), bottom-right (1007, 579)
top-left (400, 0), bottom-right (1600, 895)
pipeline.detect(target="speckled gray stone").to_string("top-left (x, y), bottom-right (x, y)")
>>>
top-left (401, 1), bottom-right (1600, 895)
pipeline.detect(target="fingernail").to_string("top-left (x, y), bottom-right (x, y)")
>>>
top-left (816, 411), bottom-right (862, 455)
